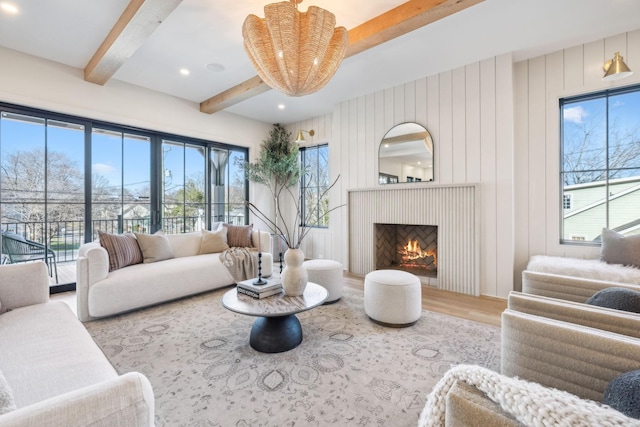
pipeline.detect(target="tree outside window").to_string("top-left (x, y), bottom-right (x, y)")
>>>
top-left (300, 144), bottom-right (329, 228)
top-left (560, 85), bottom-right (640, 243)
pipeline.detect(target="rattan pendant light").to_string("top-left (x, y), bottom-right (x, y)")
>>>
top-left (242, 0), bottom-right (348, 97)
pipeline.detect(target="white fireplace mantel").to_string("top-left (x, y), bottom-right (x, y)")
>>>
top-left (347, 183), bottom-right (480, 296)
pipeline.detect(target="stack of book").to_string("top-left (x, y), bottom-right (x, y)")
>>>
top-left (236, 277), bottom-right (283, 299)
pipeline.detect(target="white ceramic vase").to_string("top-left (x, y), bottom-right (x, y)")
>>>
top-left (281, 248), bottom-right (308, 296)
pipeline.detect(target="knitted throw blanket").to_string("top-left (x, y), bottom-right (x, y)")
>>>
top-left (220, 247), bottom-right (257, 282)
top-left (418, 365), bottom-right (640, 427)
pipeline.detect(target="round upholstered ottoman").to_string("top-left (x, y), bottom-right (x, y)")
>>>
top-left (364, 270), bottom-right (422, 327)
top-left (303, 259), bottom-right (343, 304)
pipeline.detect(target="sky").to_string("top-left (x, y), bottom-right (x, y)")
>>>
top-left (0, 112), bottom-right (246, 202)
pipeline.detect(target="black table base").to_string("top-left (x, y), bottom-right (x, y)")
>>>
top-left (249, 315), bottom-right (302, 353)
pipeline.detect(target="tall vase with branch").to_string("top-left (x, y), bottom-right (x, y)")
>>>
top-left (247, 176), bottom-right (342, 296)
top-left (240, 124), bottom-right (343, 295)
top-left (240, 124), bottom-right (300, 257)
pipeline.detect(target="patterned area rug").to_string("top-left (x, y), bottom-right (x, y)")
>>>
top-left (85, 287), bottom-right (500, 427)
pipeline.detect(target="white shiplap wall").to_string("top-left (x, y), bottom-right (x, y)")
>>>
top-left (289, 53), bottom-right (515, 298)
top-left (513, 29), bottom-right (640, 289)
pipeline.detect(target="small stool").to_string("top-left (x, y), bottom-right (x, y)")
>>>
top-left (303, 259), bottom-right (343, 304)
top-left (364, 270), bottom-right (421, 327)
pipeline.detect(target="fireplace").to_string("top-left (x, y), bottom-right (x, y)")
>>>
top-left (375, 223), bottom-right (437, 278)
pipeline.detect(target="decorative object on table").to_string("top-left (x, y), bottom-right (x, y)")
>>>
top-left (239, 124), bottom-right (343, 296)
top-left (253, 229), bottom-right (267, 285)
top-left (237, 277), bottom-right (282, 299)
top-left (242, 0), bottom-right (348, 97)
top-left (280, 248), bottom-right (308, 296)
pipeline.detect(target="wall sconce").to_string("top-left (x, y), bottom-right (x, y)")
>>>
top-left (295, 129), bottom-right (315, 143)
top-left (602, 52), bottom-right (633, 81)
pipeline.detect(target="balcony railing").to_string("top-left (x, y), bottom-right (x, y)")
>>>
top-left (1, 214), bottom-right (246, 264)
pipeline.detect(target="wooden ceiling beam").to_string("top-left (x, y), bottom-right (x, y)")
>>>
top-left (84, 0), bottom-right (183, 85)
top-left (199, 0), bottom-right (483, 115)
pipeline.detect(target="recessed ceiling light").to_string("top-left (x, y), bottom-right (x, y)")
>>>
top-left (180, 68), bottom-right (190, 76)
top-left (278, 104), bottom-right (285, 110)
top-left (0, 2), bottom-right (19, 14)
top-left (205, 63), bottom-right (225, 72)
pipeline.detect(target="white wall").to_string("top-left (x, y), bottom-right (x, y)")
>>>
top-left (0, 46), bottom-right (274, 228)
top-left (289, 54), bottom-right (515, 298)
top-left (513, 29), bottom-right (640, 289)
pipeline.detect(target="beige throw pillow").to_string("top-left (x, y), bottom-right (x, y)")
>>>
top-left (601, 228), bottom-right (640, 268)
top-left (135, 232), bottom-right (175, 263)
top-left (200, 228), bottom-right (229, 254)
top-left (225, 223), bottom-right (253, 247)
top-left (98, 231), bottom-right (143, 272)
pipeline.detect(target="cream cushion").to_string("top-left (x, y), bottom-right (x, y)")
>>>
top-left (134, 232), bottom-right (175, 263)
top-left (200, 228), bottom-right (229, 254)
top-left (303, 259), bottom-right (343, 303)
top-left (364, 269), bottom-right (422, 326)
top-left (165, 232), bottom-right (202, 258)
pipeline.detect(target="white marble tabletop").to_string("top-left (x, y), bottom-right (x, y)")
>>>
top-left (221, 282), bottom-right (328, 317)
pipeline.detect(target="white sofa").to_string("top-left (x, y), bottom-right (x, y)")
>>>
top-left (0, 262), bottom-right (154, 427)
top-left (76, 230), bottom-right (272, 322)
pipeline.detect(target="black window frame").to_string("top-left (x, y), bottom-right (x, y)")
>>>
top-left (559, 83), bottom-right (640, 245)
top-left (299, 143), bottom-right (329, 229)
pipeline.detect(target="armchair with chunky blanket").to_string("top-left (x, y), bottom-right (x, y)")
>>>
top-left (418, 291), bottom-right (640, 426)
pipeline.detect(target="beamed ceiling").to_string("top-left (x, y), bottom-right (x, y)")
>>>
top-left (1, 0), bottom-right (640, 124)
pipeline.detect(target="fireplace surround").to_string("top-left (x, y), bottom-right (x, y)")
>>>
top-left (348, 184), bottom-right (479, 295)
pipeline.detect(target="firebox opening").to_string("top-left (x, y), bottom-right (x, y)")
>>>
top-left (375, 223), bottom-right (438, 278)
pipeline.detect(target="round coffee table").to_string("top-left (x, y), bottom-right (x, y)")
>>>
top-left (221, 282), bottom-right (328, 353)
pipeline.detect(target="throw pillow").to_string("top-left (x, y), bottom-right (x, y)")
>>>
top-left (200, 228), bottom-right (229, 254)
top-left (604, 370), bottom-right (640, 419)
top-left (134, 232), bottom-right (175, 263)
top-left (0, 370), bottom-right (16, 415)
top-left (585, 287), bottom-right (640, 313)
top-left (98, 231), bottom-right (143, 272)
top-left (225, 223), bottom-right (253, 247)
top-left (600, 228), bottom-right (640, 268)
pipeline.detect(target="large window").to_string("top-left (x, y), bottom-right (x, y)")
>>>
top-left (560, 84), bottom-right (640, 244)
top-left (0, 102), bottom-right (248, 290)
top-left (300, 144), bottom-right (329, 228)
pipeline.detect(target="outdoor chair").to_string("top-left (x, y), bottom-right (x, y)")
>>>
top-left (1, 232), bottom-right (58, 283)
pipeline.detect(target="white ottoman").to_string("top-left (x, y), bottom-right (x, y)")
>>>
top-left (364, 270), bottom-right (422, 327)
top-left (303, 259), bottom-right (343, 303)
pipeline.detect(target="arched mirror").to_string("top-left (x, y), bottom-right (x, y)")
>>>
top-left (378, 123), bottom-right (433, 184)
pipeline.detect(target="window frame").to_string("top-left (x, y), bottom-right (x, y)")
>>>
top-left (559, 83), bottom-right (640, 245)
top-left (299, 143), bottom-right (329, 229)
top-left (0, 101), bottom-right (248, 291)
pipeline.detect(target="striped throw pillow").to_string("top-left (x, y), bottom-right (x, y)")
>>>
top-left (98, 231), bottom-right (143, 271)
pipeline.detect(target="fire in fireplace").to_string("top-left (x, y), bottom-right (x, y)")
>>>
top-left (375, 223), bottom-right (438, 277)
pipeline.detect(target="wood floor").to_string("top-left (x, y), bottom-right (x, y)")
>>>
top-left (344, 272), bottom-right (506, 327)
top-left (53, 271), bottom-right (507, 327)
